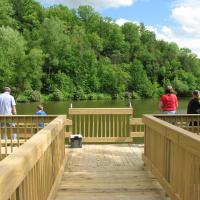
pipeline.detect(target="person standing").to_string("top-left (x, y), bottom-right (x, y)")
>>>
top-left (187, 90), bottom-right (200, 114)
top-left (0, 87), bottom-right (16, 115)
top-left (159, 86), bottom-right (178, 114)
top-left (0, 87), bottom-right (17, 139)
top-left (187, 90), bottom-right (200, 127)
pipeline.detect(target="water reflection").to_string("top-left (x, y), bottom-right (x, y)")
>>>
top-left (16, 98), bottom-right (189, 117)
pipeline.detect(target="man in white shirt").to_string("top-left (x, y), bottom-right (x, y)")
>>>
top-left (0, 87), bottom-right (17, 139)
top-left (0, 87), bottom-right (16, 115)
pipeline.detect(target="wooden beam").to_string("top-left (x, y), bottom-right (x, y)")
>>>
top-left (69, 108), bottom-right (133, 115)
top-left (81, 137), bottom-right (133, 143)
top-left (130, 132), bottom-right (144, 137)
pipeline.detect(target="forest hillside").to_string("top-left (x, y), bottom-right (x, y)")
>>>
top-left (1, 0), bottom-right (200, 102)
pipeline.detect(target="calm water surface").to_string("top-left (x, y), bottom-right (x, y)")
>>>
top-left (16, 98), bottom-right (190, 117)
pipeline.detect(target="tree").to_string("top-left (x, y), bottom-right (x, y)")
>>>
top-left (129, 59), bottom-right (153, 97)
top-left (11, 0), bottom-right (44, 31)
top-left (99, 61), bottom-right (130, 98)
top-left (0, 0), bottom-right (16, 27)
top-left (0, 27), bottom-right (26, 90)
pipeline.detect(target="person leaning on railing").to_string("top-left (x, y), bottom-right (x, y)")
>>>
top-left (159, 86), bottom-right (178, 114)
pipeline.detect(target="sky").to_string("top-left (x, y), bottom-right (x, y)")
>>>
top-left (37, 0), bottom-right (200, 57)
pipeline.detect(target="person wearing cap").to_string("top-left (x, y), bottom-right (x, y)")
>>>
top-left (159, 86), bottom-right (178, 114)
top-left (187, 90), bottom-right (200, 114)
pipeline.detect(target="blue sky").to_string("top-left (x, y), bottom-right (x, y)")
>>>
top-left (101, 0), bottom-right (174, 26)
top-left (38, 0), bottom-right (200, 57)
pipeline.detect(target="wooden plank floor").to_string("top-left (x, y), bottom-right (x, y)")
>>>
top-left (55, 144), bottom-right (169, 200)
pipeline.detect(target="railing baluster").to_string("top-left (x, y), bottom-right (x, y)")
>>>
top-left (83, 115), bottom-right (86, 137)
top-left (92, 115), bottom-right (94, 138)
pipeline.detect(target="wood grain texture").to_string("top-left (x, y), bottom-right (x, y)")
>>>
top-left (55, 144), bottom-right (169, 200)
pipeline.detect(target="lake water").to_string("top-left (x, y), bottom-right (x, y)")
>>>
top-left (16, 98), bottom-right (190, 117)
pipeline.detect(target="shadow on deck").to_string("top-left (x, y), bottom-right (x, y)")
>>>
top-left (55, 145), bottom-right (170, 200)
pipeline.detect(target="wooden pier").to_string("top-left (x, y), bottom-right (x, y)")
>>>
top-left (0, 109), bottom-right (200, 200)
top-left (55, 144), bottom-right (168, 200)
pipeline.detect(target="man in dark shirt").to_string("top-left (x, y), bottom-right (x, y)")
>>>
top-left (187, 90), bottom-right (200, 127)
top-left (187, 90), bottom-right (200, 114)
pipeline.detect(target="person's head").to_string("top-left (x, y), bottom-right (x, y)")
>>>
top-left (192, 90), bottom-right (200, 98)
top-left (3, 87), bottom-right (11, 93)
top-left (165, 86), bottom-right (173, 94)
top-left (37, 104), bottom-right (43, 111)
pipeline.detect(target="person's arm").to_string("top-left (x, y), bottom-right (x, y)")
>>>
top-left (11, 96), bottom-right (17, 115)
top-left (159, 100), bottom-right (163, 110)
top-left (12, 105), bottom-right (17, 115)
top-left (176, 95), bottom-right (178, 109)
top-left (187, 100), bottom-right (192, 114)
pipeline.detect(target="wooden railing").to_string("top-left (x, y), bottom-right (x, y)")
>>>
top-left (0, 115), bottom-right (70, 200)
top-left (129, 118), bottom-right (144, 138)
top-left (0, 115), bottom-right (57, 160)
top-left (69, 108), bottom-right (133, 143)
top-left (155, 114), bottom-right (200, 134)
top-left (143, 115), bottom-right (200, 200)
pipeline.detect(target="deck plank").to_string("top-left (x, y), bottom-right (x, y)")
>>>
top-left (55, 144), bottom-right (170, 200)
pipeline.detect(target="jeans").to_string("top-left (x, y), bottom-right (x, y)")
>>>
top-left (1, 122), bottom-right (17, 140)
top-left (163, 110), bottom-right (176, 114)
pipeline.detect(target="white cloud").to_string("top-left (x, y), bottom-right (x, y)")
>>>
top-left (151, 25), bottom-right (200, 57)
top-left (169, 0), bottom-right (200, 55)
top-left (172, 3), bottom-right (200, 35)
top-left (115, 18), bottom-right (139, 26)
top-left (38, 0), bottom-right (136, 9)
top-left (115, 17), bottom-right (200, 57)
top-left (115, 0), bottom-right (200, 57)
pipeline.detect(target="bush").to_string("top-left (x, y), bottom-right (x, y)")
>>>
top-left (87, 93), bottom-right (98, 100)
top-left (73, 88), bottom-right (86, 100)
top-left (118, 93), bottom-right (125, 99)
top-left (41, 94), bottom-right (49, 101)
top-left (29, 90), bottom-right (41, 102)
top-left (16, 95), bottom-right (29, 103)
top-left (132, 91), bottom-right (141, 99)
top-left (49, 89), bottom-right (64, 101)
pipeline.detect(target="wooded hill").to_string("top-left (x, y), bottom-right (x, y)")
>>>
top-left (1, 0), bottom-right (200, 101)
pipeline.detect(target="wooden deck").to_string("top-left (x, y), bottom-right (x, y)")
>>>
top-left (55, 145), bottom-right (169, 200)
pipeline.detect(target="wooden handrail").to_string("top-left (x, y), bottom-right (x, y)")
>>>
top-left (143, 114), bottom-right (200, 200)
top-left (68, 108), bottom-right (133, 143)
top-left (0, 116), bottom-right (57, 159)
top-left (154, 114), bottom-right (200, 134)
top-left (69, 108), bottom-right (133, 115)
top-left (0, 115), bottom-right (67, 200)
top-left (129, 118), bottom-right (144, 138)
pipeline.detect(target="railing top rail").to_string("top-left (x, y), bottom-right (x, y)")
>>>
top-left (144, 114), bottom-right (199, 136)
top-left (69, 108), bottom-right (133, 115)
top-left (153, 114), bottom-right (200, 117)
top-left (143, 114), bottom-right (200, 152)
top-left (0, 115), bottom-right (58, 118)
top-left (0, 115), bottom-right (66, 200)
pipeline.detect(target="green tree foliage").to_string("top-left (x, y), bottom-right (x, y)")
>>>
top-left (0, 3), bottom-right (200, 101)
top-left (11, 0), bottom-right (44, 30)
top-left (0, 0), bottom-right (16, 27)
top-left (129, 59), bottom-right (153, 97)
top-left (0, 26), bottom-right (26, 89)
